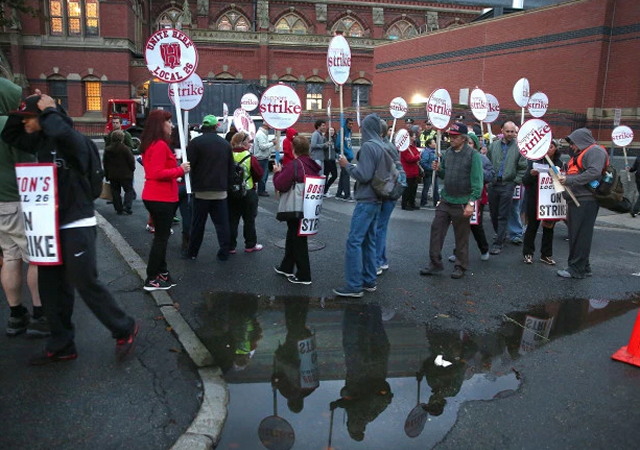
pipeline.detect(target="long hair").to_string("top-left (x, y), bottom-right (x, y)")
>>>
top-left (140, 109), bottom-right (172, 153)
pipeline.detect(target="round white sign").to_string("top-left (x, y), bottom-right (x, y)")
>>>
top-left (233, 108), bottom-right (255, 137)
top-left (527, 92), bottom-right (549, 118)
top-left (259, 84), bottom-right (302, 130)
top-left (327, 35), bottom-right (352, 86)
top-left (240, 93), bottom-right (259, 112)
top-left (394, 128), bottom-right (411, 151)
top-left (168, 73), bottom-right (203, 111)
top-left (485, 93), bottom-right (500, 123)
top-left (258, 416), bottom-right (295, 450)
top-left (512, 77), bottom-right (530, 108)
top-left (426, 88), bottom-right (452, 130)
top-left (612, 125), bottom-right (634, 147)
top-left (469, 88), bottom-right (488, 121)
top-left (517, 118), bottom-right (553, 160)
top-left (145, 28), bottom-right (198, 83)
top-left (389, 97), bottom-right (408, 119)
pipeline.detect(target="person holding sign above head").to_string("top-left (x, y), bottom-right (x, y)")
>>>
top-left (273, 136), bottom-right (322, 285)
top-left (522, 139), bottom-right (563, 266)
top-left (485, 121), bottom-right (528, 255)
top-left (335, 118), bottom-right (355, 202)
top-left (400, 130), bottom-right (422, 211)
top-left (419, 122), bottom-right (483, 280)
top-left (556, 128), bottom-right (607, 279)
top-left (2, 93), bottom-right (138, 364)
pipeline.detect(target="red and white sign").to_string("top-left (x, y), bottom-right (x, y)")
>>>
top-left (485, 93), bottom-right (500, 123)
top-left (144, 28), bottom-right (198, 83)
top-left (240, 93), bottom-right (259, 112)
top-left (15, 164), bottom-right (61, 265)
top-left (517, 118), bottom-right (553, 161)
top-left (426, 88), bottom-right (452, 130)
top-left (612, 125), bottom-right (634, 147)
top-left (327, 35), bottom-right (351, 86)
top-left (299, 176), bottom-right (326, 236)
top-left (537, 172), bottom-right (567, 220)
top-left (469, 88), bottom-right (488, 121)
top-left (233, 108), bottom-right (255, 137)
top-left (512, 77), bottom-right (530, 108)
top-left (390, 97), bottom-right (408, 119)
top-left (527, 92), bottom-right (548, 118)
top-left (259, 84), bottom-right (302, 130)
top-left (168, 73), bottom-right (203, 111)
top-left (394, 128), bottom-right (411, 151)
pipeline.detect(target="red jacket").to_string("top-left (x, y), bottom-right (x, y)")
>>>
top-left (282, 127), bottom-right (298, 166)
top-left (401, 145), bottom-right (421, 178)
top-left (141, 140), bottom-right (185, 202)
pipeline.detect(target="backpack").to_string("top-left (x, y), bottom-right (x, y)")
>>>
top-left (576, 147), bottom-right (626, 211)
top-left (372, 148), bottom-right (405, 201)
top-left (85, 137), bottom-right (105, 200)
top-left (229, 153), bottom-right (252, 199)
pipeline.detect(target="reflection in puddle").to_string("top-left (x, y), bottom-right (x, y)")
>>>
top-left (197, 294), bottom-right (638, 449)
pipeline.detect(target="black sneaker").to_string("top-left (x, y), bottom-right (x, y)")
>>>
top-left (158, 272), bottom-right (177, 287)
top-left (363, 283), bottom-right (377, 292)
top-left (26, 316), bottom-right (51, 338)
top-left (143, 276), bottom-right (173, 291)
top-left (6, 312), bottom-right (30, 336)
top-left (288, 276), bottom-right (312, 285)
top-left (274, 266), bottom-right (294, 278)
top-left (29, 343), bottom-right (78, 366)
top-left (116, 321), bottom-right (139, 361)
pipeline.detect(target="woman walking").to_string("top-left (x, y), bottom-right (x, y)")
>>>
top-left (400, 131), bottom-right (421, 210)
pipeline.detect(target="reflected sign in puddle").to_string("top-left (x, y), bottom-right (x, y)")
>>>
top-left (196, 293), bottom-right (638, 449)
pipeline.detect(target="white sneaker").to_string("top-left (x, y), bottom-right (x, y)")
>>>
top-left (480, 252), bottom-right (490, 261)
top-left (448, 255), bottom-right (456, 263)
top-left (324, 192), bottom-right (334, 198)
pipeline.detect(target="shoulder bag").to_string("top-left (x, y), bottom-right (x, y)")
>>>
top-left (276, 159), bottom-right (305, 221)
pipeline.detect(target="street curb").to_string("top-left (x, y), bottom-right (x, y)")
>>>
top-left (96, 212), bottom-right (227, 449)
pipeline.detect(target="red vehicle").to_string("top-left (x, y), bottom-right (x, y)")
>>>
top-left (105, 99), bottom-right (146, 149)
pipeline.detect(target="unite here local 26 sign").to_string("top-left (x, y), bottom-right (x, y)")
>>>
top-left (145, 28), bottom-right (198, 83)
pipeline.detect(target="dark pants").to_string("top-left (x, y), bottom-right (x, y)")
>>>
top-left (633, 179), bottom-right (640, 214)
top-left (523, 194), bottom-right (554, 257)
top-left (229, 190), bottom-right (259, 250)
top-left (188, 197), bottom-right (231, 259)
top-left (178, 183), bottom-right (193, 237)
top-left (566, 200), bottom-right (598, 277)
top-left (110, 178), bottom-right (134, 213)
top-left (257, 159), bottom-right (269, 194)
top-left (470, 203), bottom-right (489, 254)
top-left (279, 219), bottom-right (311, 281)
top-left (336, 166), bottom-right (351, 198)
top-left (144, 200), bottom-right (178, 280)
top-left (324, 159), bottom-right (338, 193)
top-left (488, 181), bottom-right (515, 247)
top-left (402, 177), bottom-right (419, 208)
top-left (429, 201), bottom-right (471, 271)
top-left (420, 172), bottom-right (439, 206)
top-left (40, 227), bottom-right (135, 353)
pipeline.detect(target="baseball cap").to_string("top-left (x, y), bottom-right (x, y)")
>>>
top-left (202, 115), bottom-right (218, 127)
top-left (448, 122), bottom-right (468, 135)
top-left (8, 95), bottom-right (41, 116)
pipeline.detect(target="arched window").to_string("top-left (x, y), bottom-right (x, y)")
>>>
top-left (331, 16), bottom-right (364, 37)
top-left (157, 8), bottom-right (185, 30)
top-left (217, 11), bottom-right (251, 31)
top-left (386, 20), bottom-right (417, 40)
top-left (83, 77), bottom-right (101, 112)
top-left (274, 14), bottom-right (307, 34)
top-left (49, 0), bottom-right (99, 36)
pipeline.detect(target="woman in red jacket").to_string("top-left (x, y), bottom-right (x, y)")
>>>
top-left (401, 131), bottom-right (422, 210)
top-left (140, 110), bottom-right (190, 291)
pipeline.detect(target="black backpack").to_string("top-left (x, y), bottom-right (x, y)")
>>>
top-left (229, 153), bottom-right (251, 199)
top-left (371, 148), bottom-right (405, 201)
top-left (85, 137), bottom-right (105, 200)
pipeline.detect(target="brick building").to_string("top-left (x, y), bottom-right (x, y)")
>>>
top-left (372, 0), bottom-right (640, 144)
top-left (0, 0), bottom-right (486, 135)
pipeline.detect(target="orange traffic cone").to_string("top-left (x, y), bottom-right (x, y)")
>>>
top-left (611, 308), bottom-right (640, 367)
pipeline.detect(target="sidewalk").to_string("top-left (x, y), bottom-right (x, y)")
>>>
top-left (0, 225), bottom-right (201, 449)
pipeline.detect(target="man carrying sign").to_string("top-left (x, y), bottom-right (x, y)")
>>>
top-left (2, 94), bottom-right (138, 364)
top-left (557, 128), bottom-right (607, 279)
top-left (420, 123), bottom-right (483, 279)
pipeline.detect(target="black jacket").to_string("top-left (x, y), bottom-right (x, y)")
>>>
top-left (186, 129), bottom-right (234, 192)
top-left (1, 107), bottom-right (95, 226)
top-left (104, 142), bottom-right (135, 181)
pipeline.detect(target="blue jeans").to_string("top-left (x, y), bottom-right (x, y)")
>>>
top-left (344, 202), bottom-right (380, 291)
top-left (420, 173), bottom-right (439, 206)
top-left (376, 199), bottom-right (396, 268)
top-left (257, 159), bottom-right (269, 194)
top-left (508, 193), bottom-right (524, 240)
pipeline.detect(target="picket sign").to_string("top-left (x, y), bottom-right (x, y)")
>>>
top-left (612, 125), bottom-right (634, 181)
top-left (327, 35), bottom-right (351, 155)
top-left (426, 88), bottom-right (451, 202)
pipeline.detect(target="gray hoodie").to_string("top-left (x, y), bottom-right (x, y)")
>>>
top-left (345, 114), bottom-right (385, 203)
top-left (565, 128), bottom-right (607, 200)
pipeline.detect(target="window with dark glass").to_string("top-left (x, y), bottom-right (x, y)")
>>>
top-left (352, 85), bottom-right (370, 107)
top-left (48, 78), bottom-right (68, 111)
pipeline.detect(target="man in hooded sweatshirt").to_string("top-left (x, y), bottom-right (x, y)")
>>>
top-left (2, 93), bottom-right (138, 364)
top-left (557, 128), bottom-right (607, 279)
top-left (333, 114), bottom-right (385, 298)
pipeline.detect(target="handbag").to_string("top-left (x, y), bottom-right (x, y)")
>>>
top-left (99, 181), bottom-right (112, 201)
top-left (276, 160), bottom-right (305, 221)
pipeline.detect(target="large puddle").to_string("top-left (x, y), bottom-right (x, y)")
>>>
top-left (196, 294), bottom-right (638, 450)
